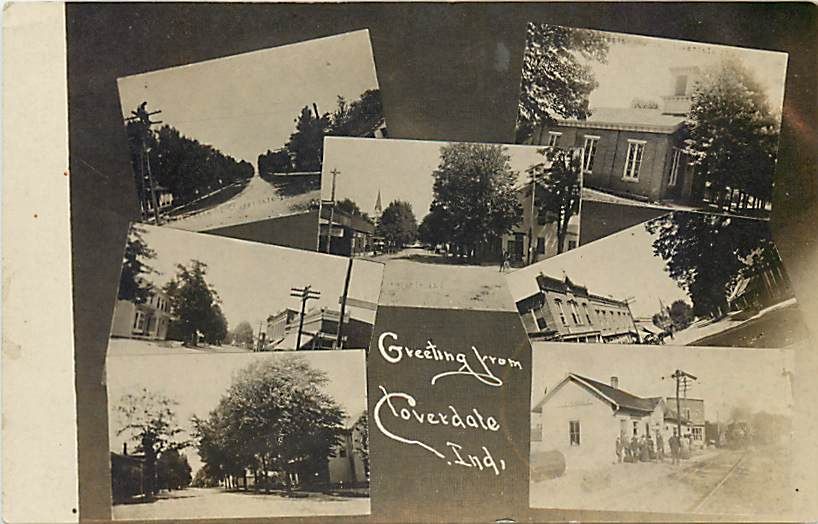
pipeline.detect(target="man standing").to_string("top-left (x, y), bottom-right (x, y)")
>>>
top-left (656, 432), bottom-right (665, 462)
top-left (630, 434), bottom-right (639, 463)
top-left (616, 435), bottom-right (624, 463)
top-left (670, 432), bottom-right (680, 465)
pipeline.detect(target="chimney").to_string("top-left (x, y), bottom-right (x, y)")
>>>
top-left (123, 442), bottom-right (128, 456)
top-left (611, 376), bottom-right (619, 389)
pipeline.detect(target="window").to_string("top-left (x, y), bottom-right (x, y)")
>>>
top-left (132, 310), bottom-right (146, 333)
top-left (674, 74), bottom-right (688, 96)
top-left (567, 240), bottom-right (577, 251)
top-left (633, 421), bottom-right (639, 436)
top-left (623, 140), bottom-right (646, 181)
top-left (536, 237), bottom-right (545, 255)
top-left (583, 136), bottom-right (600, 172)
top-left (569, 420), bottom-right (581, 446)
top-left (692, 427), bottom-right (703, 440)
top-left (547, 132), bottom-right (562, 147)
top-left (533, 308), bottom-right (548, 331)
top-left (554, 299), bottom-right (567, 325)
top-left (583, 303), bottom-right (592, 325)
top-left (569, 301), bottom-right (581, 324)
top-left (668, 148), bottom-right (682, 187)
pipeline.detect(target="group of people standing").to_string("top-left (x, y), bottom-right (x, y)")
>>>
top-left (615, 432), bottom-right (686, 465)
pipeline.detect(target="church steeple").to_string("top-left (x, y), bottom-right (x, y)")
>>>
top-left (374, 189), bottom-right (383, 217)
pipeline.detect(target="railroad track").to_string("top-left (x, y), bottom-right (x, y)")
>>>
top-left (689, 448), bottom-right (749, 514)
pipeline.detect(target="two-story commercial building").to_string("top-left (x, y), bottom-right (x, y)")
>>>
top-left (528, 67), bottom-right (701, 205)
top-left (265, 305), bottom-right (373, 351)
top-left (516, 273), bottom-right (639, 344)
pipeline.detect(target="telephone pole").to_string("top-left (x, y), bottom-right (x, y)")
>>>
top-left (290, 285), bottom-right (320, 350)
top-left (322, 168), bottom-right (340, 253)
top-left (335, 257), bottom-right (353, 349)
top-left (125, 102), bottom-right (163, 225)
top-left (671, 369), bottom-right (698, 440)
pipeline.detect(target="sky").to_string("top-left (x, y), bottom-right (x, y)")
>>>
top-left (506, 216), bottom-right (689, 319)
top-left (321, 137), bottom-right (552, 221)
top-left (579, 29), bottom-right (788, 116)
top-left (132, 224), bottom-right (384, 332)
top-left (117, 30), bottom-right (380, 166)
top-left (530, 343), bottom-right (794, 421)
top-left (107, 350), bottom-right (367, 476)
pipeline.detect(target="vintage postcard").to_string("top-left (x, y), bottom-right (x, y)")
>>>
top-left (116, 29), bottom-right (385, 235)
top-left (107, 223), bottom-right (383, 356)
top-left (319, 136), bottom-right (582, 311)
top-left (506, 211), bottom-right (808, 348)
top-left (107, 350), bottom-right (370, 519)
top-left (529, 342), bottom-right (795, 518)
top-left (515, 24), bottom-right (787, 220)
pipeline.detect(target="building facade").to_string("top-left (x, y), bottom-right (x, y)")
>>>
top-left (265, 306), bottom-right (373, 351)
top-left (664, 397), bottom-right (706, 450)
top-left (516, 274), bottom-right (639, 343)
top-left (319, 206), bottom-right (375, 257)
top-left (532, 374), bottom-right (665, 470)
top-left (529, 67), bottom-right (701, 204)
top-left (110, 287), bottom-right (173, 341)
top-left (499, 185), bottom-right (580, 265)
top-left (328, 412), bottom-right (369, 485)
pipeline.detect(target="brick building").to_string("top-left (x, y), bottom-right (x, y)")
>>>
top-left (516, 273), bottom-right (639, 343)
top-left (528, 67), bottom-right (702, 204)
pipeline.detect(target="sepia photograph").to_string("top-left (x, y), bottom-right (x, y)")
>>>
top-left (319, 136), bottom-right (582, 310)
top-left (117, 29), bottom-right (385, 233)
top-left (107, 350), bottom-right (370, 520)
top-left (515, 24), bottom-right (787, 219)
top-left (528, 343), bottom-right (795, 518)
top-left (506, 211), bottom-right (808, 348)
top-left (108, 223), bottom-right (383, 356)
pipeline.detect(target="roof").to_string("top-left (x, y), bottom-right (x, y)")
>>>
top-left (321, 205), bottom-right (375, 235)
top-left (555, 107), bottom-right (685, 134)
top-left (533, 372), bottom-right (663, 414)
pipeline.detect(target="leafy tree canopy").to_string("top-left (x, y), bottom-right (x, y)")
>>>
top-left (526, 147), bottom-right (583, 255)
top-left (516, 23), bottom-right (608, 143)
top-left (118, 224), bottom-right (156, 302)
top-left (685, 58), bottom-right (780, 205)
top-left (429, 143), bottom-right (523, 259)
top-left (377, 200), bottom-right (418, 248)
top-left (164, 260), bottom-right (227, 346)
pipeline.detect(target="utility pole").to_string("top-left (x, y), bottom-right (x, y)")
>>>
top-left (528, 175), bottom-right (537, 266)
top-left (623, 296), bottom-right (640, 343)
top-left (290, 285), bottom-right (320, 350)
top-left (671, 369), bottom-right (698, 441)
top-left (335, 257), bottom-right (354, 349)
top-left (125, 102), bottom-right (163, 225)
top-left (322, 168), bottom-right (339, 254)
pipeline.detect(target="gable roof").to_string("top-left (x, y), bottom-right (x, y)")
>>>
top-left (533, 372), bottom-right (663, 414)
top-left (555, 107), bottom-right (685, 134)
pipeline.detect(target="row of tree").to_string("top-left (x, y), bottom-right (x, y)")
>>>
top-left (516, 23), bottom-right (780, 212)
top-left (257, 89), bottom-right (384, 175)
top-left (126, 121), bottom-right (254, 209)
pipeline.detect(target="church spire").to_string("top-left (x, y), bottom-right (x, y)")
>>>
top-left (374, 189), bottom-right (382, 216)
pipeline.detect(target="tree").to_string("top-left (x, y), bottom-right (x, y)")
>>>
top-left (353, 413), bottom-right (370, 481)
top-left (327, 89), bottom-right (385, 138)
top-left (231, 321), bottom-right (255, 348)
top-left (257, 148), bottom-right (292, 176)
top-left (285, 106), bottom-right (331, 172)
top-left (156, 449), bottom-right (192, 491)
top-left (668, 300), bottom-right (695, 330)
top-left (336, 198), bottom-right (370, 221)
top-left (429, 143), bottom-right (523, 260)
top-left (164, 260), bottom-right (226, 346)
top-left (115, 388), bottom-right (189, 496)
top-left (516, 23), bottom-right (608, 143)
top-left (118, 224), bottom-right (156, 302)
top-left (194, 356), bottom-right (345, 491)
top-left (526, 147), bottom-right (583, 255)
top-left (685, 58), bottom-right (780, 211)
top-left (418, 206), bottom-right (449, 248)
top-left (645, 212), bottom-right (778, 319)
top-left (376, 200), bottom-right (418, 249)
